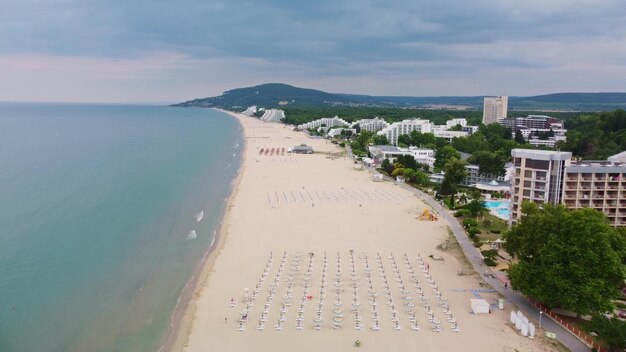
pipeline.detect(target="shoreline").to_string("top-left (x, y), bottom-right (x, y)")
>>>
top-left (161, 108), bottom-right (246, 352)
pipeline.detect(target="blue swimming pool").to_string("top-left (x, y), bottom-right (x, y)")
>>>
top-left (484, 200), bottom-right (511, 220)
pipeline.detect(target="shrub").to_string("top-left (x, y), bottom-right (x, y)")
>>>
top-left (454, 209), bottom-right (468, 218)
top-left (490, 228), bottom-right (501, 234)
top-left (339, 142), bottom-right (345, 147)
top-left (473, 239), bottom-right (481, 247)
top-left (468, 227), bottom-right (481, 235)
top-left (482, 219), bottom-right (492, 227)
top-left (463, 219), bottom-right (478, 228)
top-left (481, 249), bottom-right (498, 266)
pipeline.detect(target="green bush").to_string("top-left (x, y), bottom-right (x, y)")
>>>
top-left (473, 239), bottom-right (481, 247)
top-left (339, 142), bottom-right (345, 147)
top-left (467, 227), bottom-right (481, 236)
top-left (482, 219), bottom-right (492, 227)
top-left (463, 219), bottom-right (478, 228)
top-left (481, 249), bottom-right (498, 266)
top-left (490, 228), bottom-right (501, 234)
top-left (454, 209), bottom-right (468, 218)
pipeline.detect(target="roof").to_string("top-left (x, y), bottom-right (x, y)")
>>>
top-left (472, 181), bottom-right (511, 192)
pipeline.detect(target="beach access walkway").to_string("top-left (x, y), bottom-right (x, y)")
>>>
top-left (379, 173), bottom-right (590, 352)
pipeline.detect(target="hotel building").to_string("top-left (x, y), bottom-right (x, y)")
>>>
top-left (351, 117), bottom-right (390, 133)
top-left (510, 149), bottom-right (572, 223)
top-left (562, 160), bottom-right (626, 226)
top-left (376, 119), bottom-right (433, 145)
top-left (297, 116), bottom-right (350, 130)
top-left (510, 149), bottom-right (626, 227)
top-left (260, 109), bottom-right (286, 123)
top-left (482, 96), bottom-right (508, 125)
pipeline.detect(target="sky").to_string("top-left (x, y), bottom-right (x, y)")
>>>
top-left (1, 0), bottom-right (626, 103)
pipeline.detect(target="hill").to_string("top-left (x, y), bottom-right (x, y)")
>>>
top-left (173, 83), bottom-right (626, 111)
top-left (172, 83), bottom-right (342, 108)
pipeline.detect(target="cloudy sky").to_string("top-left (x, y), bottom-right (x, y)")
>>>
top-left (1, 0), bottom-right (626, 103)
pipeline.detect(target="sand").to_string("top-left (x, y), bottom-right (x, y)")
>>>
top-left (172, 112), bottom-right (558, 352)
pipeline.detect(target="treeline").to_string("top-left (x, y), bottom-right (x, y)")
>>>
top-left (557, 109), bottom-right (626, 159)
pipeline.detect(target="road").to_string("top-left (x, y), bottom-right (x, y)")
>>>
top-left (386, 175), bottom-right (590, 352)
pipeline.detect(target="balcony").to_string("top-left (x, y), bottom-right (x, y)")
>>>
top-left (594, 185), bottom-right (606, 190)
top-left (566, 176), bottom-right (579, 181)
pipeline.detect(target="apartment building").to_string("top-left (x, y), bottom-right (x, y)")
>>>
top-left (562, 161), bottom-right (626, 226)
top-left (376, 119), bottom-right (433, 145)
top-left (260, 109), bottom-right (286, 123)
top-left (510, 149), bottom-right (572, 222)
top-left (297, 116), bottom-right (349, 130)
top-left (351, 117), bottom-right (390, 133)
top-left (482, 96), bottom-right (508, 125)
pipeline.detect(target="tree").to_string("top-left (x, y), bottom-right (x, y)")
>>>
top-left (449, 124), bottom-right (464, 131)
top-left (403, 168), bottom-right (416, 183)
top-left (391, 168), bottom-right (405, 177)
top-left (468, 150), bottom-right (506, 177)
top-left (466, 199), bottom-right (488, 217)
top-left (440, 158), bottom-right (468, 208)
top-left (504, 202), bottom-right (626, 317)
top-left (588, 314), bottom-right (626, 352)
top-left (435, 145), bottom-right (461, 170)
top-left (381, 159), bottom-right (394, 174)
top-left (397, 134), bottom-right (412, 146)
top-left (395, 155), bottom-right (418, 170)
top-left (514, 129), bottom-right (526, 144)
top-left (373, 134), bottom-right (389, 145)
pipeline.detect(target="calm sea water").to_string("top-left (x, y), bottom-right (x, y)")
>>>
top-left (0, 103), bottom-right (243, 352)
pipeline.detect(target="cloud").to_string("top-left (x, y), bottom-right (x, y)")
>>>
top-left (1, 0), bottom-right (626, 101)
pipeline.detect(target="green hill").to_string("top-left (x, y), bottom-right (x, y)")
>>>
top-left (172, 83), bottom-right (343, 108)
top-left (173, 83), bottom-right (626, 111)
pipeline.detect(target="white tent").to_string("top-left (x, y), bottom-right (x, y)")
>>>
top-left (470, 299), bottom-right (490, 314)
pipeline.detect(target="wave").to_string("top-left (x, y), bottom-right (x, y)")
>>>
top-left (195, 211), bottom-right (204, 223)
top-left (186, 230), bottom-right (197, 240)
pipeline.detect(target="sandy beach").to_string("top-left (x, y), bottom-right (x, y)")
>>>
top-left (172, 111), bottom-right (558, 352)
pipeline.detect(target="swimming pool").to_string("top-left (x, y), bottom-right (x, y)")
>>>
top-left (484, 200), bottom-right (511, 221)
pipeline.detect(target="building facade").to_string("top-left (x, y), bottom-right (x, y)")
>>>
top-left (368, 145), bottom-right (435, 168)
top-left (351, 117), bottom-right (390, 133)
top-left (376, 119), bottom-right (433, 145)
top-left (260, 109), bottom-right (286, 123)
top-left (482, 96), bottom-right (508, 125)
top-left (297, 116), bottom-right (349, 130)
top-left (562, 161), bottom-right (626, 226)
top-left (510, 149), bottom-right (572, 223)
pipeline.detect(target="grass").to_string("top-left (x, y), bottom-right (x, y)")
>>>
top-left (475, 212), bottom-right (508, 241)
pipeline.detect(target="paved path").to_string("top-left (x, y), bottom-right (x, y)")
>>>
top-left (389, 178), bottom-right (590, 352)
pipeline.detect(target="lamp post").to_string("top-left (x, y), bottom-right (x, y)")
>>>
top-left (539, 311), bottom-right (543, 329)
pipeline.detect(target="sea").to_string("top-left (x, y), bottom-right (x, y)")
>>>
top-left (0, 103), bottom-right (243, 352)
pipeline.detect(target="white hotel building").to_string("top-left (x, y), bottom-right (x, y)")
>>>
top-left (351, 117), bottom-right (390, 133)
top-left (297, 116), bottom-right (350, 130)
top-left (260, 109), bottom-right (286, 123)
top-left (376, 119), bottom-right (434, 145)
